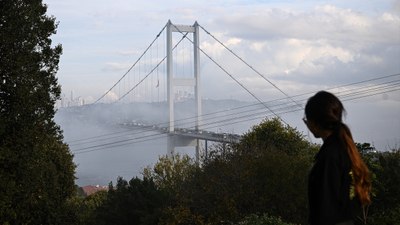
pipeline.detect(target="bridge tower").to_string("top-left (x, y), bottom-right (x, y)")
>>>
top-left (166, 20), bottom-right (202, 161)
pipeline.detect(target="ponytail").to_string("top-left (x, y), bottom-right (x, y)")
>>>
top-left (337, 123), bottom-right (371, 205)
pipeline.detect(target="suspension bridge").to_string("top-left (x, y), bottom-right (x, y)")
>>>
top-left (67, 20), bottom-right (400, 162)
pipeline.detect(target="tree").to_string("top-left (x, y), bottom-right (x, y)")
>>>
top-left (64, 190), bottom-right (108, 225)
top-left (91, 177), bottom-right (168, 225)
top-left (364, 149), bottom-right (400, 224)
top-left (144, 118), bottom-right (317, 224)
top-left (142, 154), bottom-right (203, 225)
top-left (143, 153), bottom-right (197, 193)
top-left (237, 214), bottom-right (296, 225)
top-left (186, 118), bottom-right (317, 224)
top-left (0, 0), bottom-right (75, 224)
top-left (355, 143), bottom-right (400, 224)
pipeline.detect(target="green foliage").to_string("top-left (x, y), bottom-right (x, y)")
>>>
top-left (64, 190), bottom-right (108, 225)
top-left (90, 177), bottom-right (169, 225)
top-left (143, 153), bottom-right (197, 193)
top-left (237, 214), bottom-right (296, 225)
top-left (69, 120), bottom-right (399, 224)
top-left (239, 118), bottom-right (317, 156)
top-left (143, 154), bottom-right (205, 225)
top-left (147, 118), bottom-right (317, 224)
top-left (0, 0), bottom-right (75, 224)
top-left (362, 149), bottom-right (400, 224)
top-left (356, 142), bottom-right (375, 155)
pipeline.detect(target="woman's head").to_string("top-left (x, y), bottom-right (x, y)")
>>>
top-left (304, 91), bottom-right (345, 132)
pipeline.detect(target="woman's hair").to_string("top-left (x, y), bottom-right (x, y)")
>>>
top-left (305, 91), bottom-right (371, 205)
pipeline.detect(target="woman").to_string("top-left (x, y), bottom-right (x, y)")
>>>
top-left (304, 91), bottom-right (371, 225)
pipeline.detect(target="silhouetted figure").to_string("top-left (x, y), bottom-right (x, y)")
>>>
top-left (304, 91), bottom-right (371, 225)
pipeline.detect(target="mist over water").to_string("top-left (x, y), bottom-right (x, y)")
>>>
top-left (55, 99), bottom-right (256, 186)
top-left (54, 97), bottom-right (399, 186)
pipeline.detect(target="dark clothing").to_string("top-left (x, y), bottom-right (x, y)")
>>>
top-left (308, 135), bottom-right (361, 225)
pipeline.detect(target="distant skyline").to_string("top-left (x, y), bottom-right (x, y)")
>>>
top-left (46, 0), bottom-right (400, 150)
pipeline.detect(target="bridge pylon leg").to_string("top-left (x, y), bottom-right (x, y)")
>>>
top-left (195, 139), bottom-right (200, 164)
top-left (167, 134), bottom-right (175, 157)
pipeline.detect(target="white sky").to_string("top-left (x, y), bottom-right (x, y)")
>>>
top-left (45, 0), bottom-right (400, 150)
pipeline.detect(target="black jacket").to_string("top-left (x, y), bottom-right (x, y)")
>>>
top-left (308, 135), bottom-right (361, 225)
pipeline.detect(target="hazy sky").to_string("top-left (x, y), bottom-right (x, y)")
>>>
top-left (45, 0), bottom-right (400, 150)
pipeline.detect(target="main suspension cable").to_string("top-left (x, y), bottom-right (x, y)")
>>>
top-left (93, 24), bottom-right (167, 104)
top-left (199, 24), bottom-right (304, 111)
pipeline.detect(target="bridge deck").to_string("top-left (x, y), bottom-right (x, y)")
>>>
top-left (120, 122), bottom-right (242, 143)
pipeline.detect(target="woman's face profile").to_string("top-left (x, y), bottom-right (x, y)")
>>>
top-left (304, 119), bottom-right (322, 139)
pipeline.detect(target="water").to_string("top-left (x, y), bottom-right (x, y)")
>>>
top-left (55, 114), bottom-right (205, 186)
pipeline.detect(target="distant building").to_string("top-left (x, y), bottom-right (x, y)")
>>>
top-left (81, 185), bottom-right (108, 196)
top-left (175, 89), bottom-right (194, 102)
top-left (57, 91), bottom-right (86, 108)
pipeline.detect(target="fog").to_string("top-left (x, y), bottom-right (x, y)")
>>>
top-left (55, 99), bottom-right (261, 186)
top-left (55, 94), bottom-right (400, 187)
